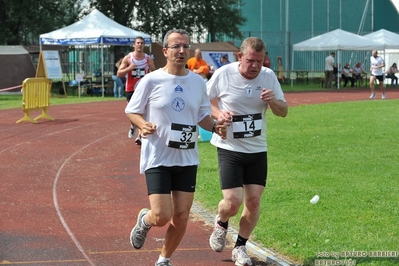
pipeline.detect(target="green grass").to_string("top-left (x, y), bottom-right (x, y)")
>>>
top-left (197, 100), bottom-right (399, 266)
top-left (0, 93), bottom-right (121, 110)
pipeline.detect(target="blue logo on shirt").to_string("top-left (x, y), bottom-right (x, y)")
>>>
top-left (175, 85), bottom-right (183, 93)
top-left (172, 97), bottom-right (185, 112)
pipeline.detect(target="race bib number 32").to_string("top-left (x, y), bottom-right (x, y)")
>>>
top-left (167, 123), bottom-right (198, 149)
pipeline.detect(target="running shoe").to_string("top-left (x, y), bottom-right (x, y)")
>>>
top-left (135, 134), bottom-right (142, 146)
top-left (231, 245), bottom-right (253, 266)
top-left (128, 126), bottom-right (135, 139)
top-left (209, 215), bottom-right (227, 252)
top-left (130, 208), bottom-right (151, 249)
top-left (155, 262), bottom-right (172, 266)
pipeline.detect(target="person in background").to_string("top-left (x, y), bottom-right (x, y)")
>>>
top-left (195, 65), bottom-right (209, 82)
top-left (325, 52), bottom-right (335, 89)
top-left (220, 54), bottom-right (231, 66)
top-left (112, 53), bottom-right (125, 98)
top-left (118, 37), bottom-right (156, 144)
top-left (385, 62), bottom-right (398, 87)
top-left (187, 48), bottom-right (210, 76)
top-left (207, 37), bottom-right (288, 266)
top-left (341, 62), bottom-right (355, 87)
top-left (263, 51), bottom-right (270, 68)
top-left (369, 50), bottom-right (386, 99)
top-left (352, 62), bottom-right (366, 86)
top-left (125, 28), bottom-right (227, 266)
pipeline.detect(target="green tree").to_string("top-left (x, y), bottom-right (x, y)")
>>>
top-left (0, 0), bottom-right (83, 45)
top-left (87, 0), bottom-right (246, 42)
top-left (136, 0), bottom-right (246, 42)
top-left (85, 0), bottom-right (136, 26)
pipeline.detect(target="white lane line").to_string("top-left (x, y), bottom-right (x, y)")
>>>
top-left (53, 130), bottom-right (122, 265)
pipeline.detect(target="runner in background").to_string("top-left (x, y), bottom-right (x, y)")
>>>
top-left (118, 37), bottom-right (156, 145)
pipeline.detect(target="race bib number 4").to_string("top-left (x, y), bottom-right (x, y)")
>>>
top-left (232, 113), bottom-right (262, 138)
top-left (167, 123), bottom-right (198, 149)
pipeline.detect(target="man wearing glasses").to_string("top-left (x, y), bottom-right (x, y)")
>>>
top-left (125, 29), bottom-right (227, 266)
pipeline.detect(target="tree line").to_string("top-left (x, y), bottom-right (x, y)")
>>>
top-left (0, 0), bottom-right (246, 45)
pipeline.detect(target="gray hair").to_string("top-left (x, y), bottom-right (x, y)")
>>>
top-left (163, 29), bottom-right (190, 48)
top-left (240, 37), bottom-right (266, 55)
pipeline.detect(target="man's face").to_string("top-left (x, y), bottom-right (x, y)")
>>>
top-left (195, 50), bottom-right (202, 59)
top-left (238, 47), bottom-right (264, 79)
top-left (372, 50), bottom-right (378, 58)
top-left (133, 39), bottom-right (144, 52)
top-left (163, 33), bottom-right (190, 68)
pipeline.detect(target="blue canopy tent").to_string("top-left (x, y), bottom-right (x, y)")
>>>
top-left (40, 9), bottom-right (151, 97)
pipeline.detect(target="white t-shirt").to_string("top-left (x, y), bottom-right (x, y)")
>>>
top-left (125, 68), bottom-right (211, 173)
top-left (207, 62), bottom-right (286, 153)
top-left (325, 55), bottom-right (334, 71)
top-left (370, 56), bottom-right (385, 76)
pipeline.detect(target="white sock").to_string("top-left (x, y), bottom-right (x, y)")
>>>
top-left (141, 215), bottom-right (151, 228)
top-left (157, 256), bottom-right (170, 263)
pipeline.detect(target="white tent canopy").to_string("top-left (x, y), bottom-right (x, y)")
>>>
top-left (292, 29), bottom-right (384, 88)
top-left (40, 9), bottom-right (151, 45)
top-left (293, 29), bottom-right (384, 51)
top-left (362, 29), bottom-right (399, 50)
top-left (40, 9), bottom-right (152, 96)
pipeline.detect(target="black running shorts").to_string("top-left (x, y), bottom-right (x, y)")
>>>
top-left (217, 148), bottom-right (267, 189)
top-left (145, 165), bottom-right (198, 195)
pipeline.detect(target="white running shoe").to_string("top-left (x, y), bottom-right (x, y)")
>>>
top-left (231, 245), bottom-right (253, 266)
top-left (369, 93), bottom-right (376, 99)
top-left (382, 93), bottom-right (386, 99)
top-left (128, 127), bottom-right (135, 139)
top-left (209, 215), bottom-right (227, 252)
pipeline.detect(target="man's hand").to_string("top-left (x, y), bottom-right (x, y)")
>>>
top-left (141, 122), bottom-right (157, 138)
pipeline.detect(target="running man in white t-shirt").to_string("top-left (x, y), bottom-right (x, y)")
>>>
top-left (369, 50), bottom-right (386, 99)
top-left (125, 29), bottom-right (227, 266)
top-left (207, 37), bottom-right (288, 266)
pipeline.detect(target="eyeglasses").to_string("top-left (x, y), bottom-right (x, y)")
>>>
top-left (165, 44), bottom-right (191, 51)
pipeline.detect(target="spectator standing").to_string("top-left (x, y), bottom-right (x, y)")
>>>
top-left (118, 37), bottom-right (156, 143)
top-left (325, 52), bottom-right (335, 88)
top-left (385, 63), bottom-right (398, 86)
top-left (369, 50), bottom-right (386, 99)
top-left (207, 37), bottom-right (288, 266)
top-left (112, 54), bottom-right (125, 98)
top-left (341, 62), bottom-right (355, 87)
top-left (125, 28), bottom-right (227, 266)
top-left (263, 51), bottom-right (271, 68)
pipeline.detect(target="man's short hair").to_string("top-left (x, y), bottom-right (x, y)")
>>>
top-left (221, 54), bottom-right (228, 59)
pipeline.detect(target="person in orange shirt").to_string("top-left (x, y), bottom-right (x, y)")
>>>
top-left (187, 48), bottom-right (209, 76)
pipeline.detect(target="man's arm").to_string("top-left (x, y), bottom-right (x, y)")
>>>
top-left (148, 57), bottom-right (156, 72)
top-left (117, 56), bottom-right (135, 78)
top-left (261, 89), bottom-right (288, 117)
top-left (126, 113), bottom-right (156, 137)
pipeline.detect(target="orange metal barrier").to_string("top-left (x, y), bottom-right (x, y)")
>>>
top-left (16, 78), bottom-right (55, 124)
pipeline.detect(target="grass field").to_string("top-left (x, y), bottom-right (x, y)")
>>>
top-left (2, 89), bottom-right (398, 265)
top-left (196, 100), bottom-right (399, 266)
